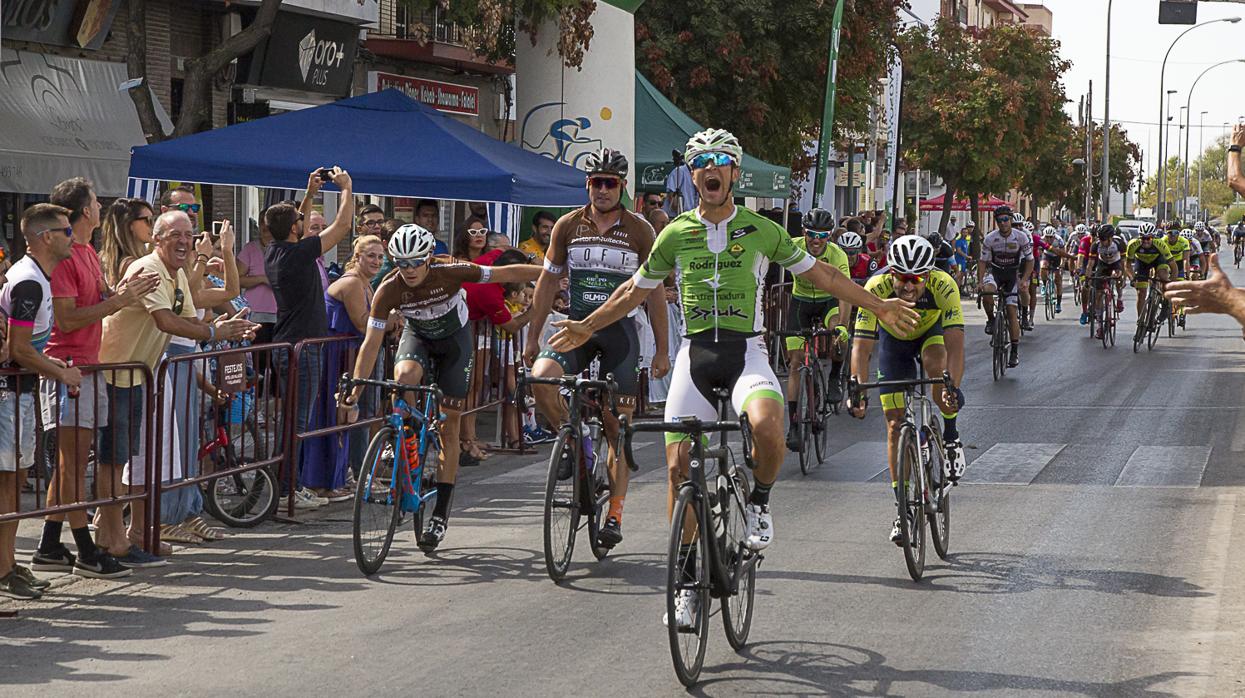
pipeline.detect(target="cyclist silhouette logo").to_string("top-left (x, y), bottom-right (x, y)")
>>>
top-left (520, 101), bottom-right (605, 168)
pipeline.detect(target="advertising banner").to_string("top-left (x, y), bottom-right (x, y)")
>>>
top-left (368, 72), bottom-right (479, 117)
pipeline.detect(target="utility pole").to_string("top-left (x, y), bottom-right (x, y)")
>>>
top-left (812, 0), bottom-right (847, 211)
top-left (1102, 0), bottom-right (1114, 223)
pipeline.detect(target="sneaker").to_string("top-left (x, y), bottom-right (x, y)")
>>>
top-left (0, 570), bottom-right (42, 600)
top-left (1056, 301), bottom-right (1062, 313)
top-left (1022, 320), bottom-right (1034, 331)
top-left (14, 565), bottom-right (50, 590)
top-left (522, 427), bottom-right (542, 447)
top-left (1079, 311), bottom-right (1089, 325)
top-left (597, 517), bottom-right (623, 548)
top-left (418, 515), bottom-right (448, 552)
top-left (984, 323), bottom-right (993, 335)
top-left (663, 589), bottom-right (700, 631)
top-left (1008, 345), bottom-right (1019, 368)
top-left (785, 424), bottom-right (801, 452)
top-left (890, 516), bottom-right (903, 545)
top-left (30, 546), bottom-right (76, 573)
top-left (826, 378), bottom-right (844, 406)
top-left (945, 439), bottom-right (967, 481)
top-left (320, 487), bottom-right (354, 504)
top-left (73, 553), bottom-right (132, 580)
top-left (116, 545), bottom-right (169, 568)
top-left (744, 503), bottom-right (773, 551)
top-left (535, 428), bottom-right (558, 444)
top-left (293, 488), bottom-right (326, 510)
top-left (1178, 314), bottom-right (1186, 329)
top-left (299, 487), bottom-right (329, 505)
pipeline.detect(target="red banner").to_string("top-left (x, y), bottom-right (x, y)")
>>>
top-left (367, 72), bottom-right (479, 117)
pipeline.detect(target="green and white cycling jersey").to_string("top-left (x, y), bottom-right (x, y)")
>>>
top-left (634, 206), bottom-right (815, 337)
top-left (544, 206), bottom-right (655, 321)
top-left (791, 237), bottom-right (850, 301)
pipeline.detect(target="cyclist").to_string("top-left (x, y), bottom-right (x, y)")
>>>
top-left (339, 225), bottom-right (542, 550)
top-left (1024, 221), bottom-right (1046, 329)
top-left (1084, 225), bottom-right (1126, 337)
top-left (978, 206), bottom-right (1032, 368)
top-left (1164, 226), bottom-right (1193, 281)
top-left (523, 147), bottom-right (669, 550)
top-left (548, 129), bottom-right (918, 608)
top-left (1192, 221), bottom-right (1215, 263)
top-left (951, 229), bottom-right (971, 288)
top-left (1234, 222), bottom-right (1245, 263)
top-left (841, 231), bottom-right (877, 284)
top-left (925, 231), bottom-right (956, 275)
top-left (1039, 226), bottom-right (1075, 314)
top-left (1125, 224), bottom-right (1174, 322)
top-left (1182, 229), bottom-right (1204, 279)
top-left (783, 208), bottom-right (851, 451)
top-left (847, 236), bottom-right (965, 544)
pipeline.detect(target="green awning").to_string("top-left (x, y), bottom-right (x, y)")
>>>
top-left (635, 71), bottom-right (791, 199)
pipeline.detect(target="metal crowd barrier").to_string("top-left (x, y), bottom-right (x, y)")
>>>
top-left (463, 320), bottom-right (529, 455)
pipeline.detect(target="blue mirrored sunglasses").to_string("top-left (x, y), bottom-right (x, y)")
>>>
top-left (395, 257), bottom-right (428, 270)
top-left (805, 230), bottom-right (832, 240)
top-left (689, 152), bottom-right (736, 170)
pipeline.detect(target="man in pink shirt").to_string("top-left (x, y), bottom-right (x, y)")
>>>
top-left (33, 178), bottom-right (161, 576)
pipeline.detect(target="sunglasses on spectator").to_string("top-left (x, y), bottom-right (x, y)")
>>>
top-left (174, 203), bottom-right (201, 214)
top-left (173, 287), bottom-right (185, 315)
top-left (891, 271), bottom-right (927, 285)
top-left (589, 177), bottom-right (621, 190)
top-left (690, 152), bottom-right (736, 170)
top-left (395, 257), bottom-right (428, 270)
top-left (467, 227), bottom-right (488, 236)
top-left (134, 215), bottom-right (153, 224)
top-left (805, 230), bottom-right (832, 240)
top-left (38, 226), bottom-right (73, 239)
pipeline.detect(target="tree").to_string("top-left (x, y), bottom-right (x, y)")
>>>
top-left (899, 20), bottom-right (1073, 236)
top-left (410, 0), bottom-right (597, 68)
top-left (1141, 135), bottom-right (1238, 221)
top-left (635, 0), bottom-right (904, 169)
top-left (1039, 122), bottom-right (1141, 216)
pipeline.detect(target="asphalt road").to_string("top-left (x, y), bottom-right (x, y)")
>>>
top-left (5, 265), bottom-right (1245, 696)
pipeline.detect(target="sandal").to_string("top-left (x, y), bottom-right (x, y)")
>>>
top-left (186, 517), bottom-right (228, 541)
top-left (160, 523), bottom-right (205, 545)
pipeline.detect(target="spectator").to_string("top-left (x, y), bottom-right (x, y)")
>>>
top-left (237, 216), bottom-right (278, 344)
top-left (265, 168), bottom-right (355, 508)
top-left (304, 210), bottom-right (331, 291)
top-left (664, 149), bottom-right (699, 216)
top-left (36, 180), bottom-right (164, 574)
top-left (370, 218), bottom-right (404, 289)
top-left (642, 194), bottom-right (670, 233)
top-left (160, 185), bottom-right (201, 230)
top-left (415, 199), bottom-right (450, 256)
top-left (301, 234), bottom-right (385, 501)
top-left (520, 211), bottom-right (556, 263)
top-left (98, 211), bottom-right (256, 551)
top-left (945, 215), bottom-right (960, 243)
top-left (98, 198), bottom-right (156, 287)
top-left (158, 220), bottom-right (241, 545)
top-left (1, 204), bottom-right (88, 598)
top-left (357, 203), bottom-right (385, 239)
top-left (454, 217), bottom-right (489, 259)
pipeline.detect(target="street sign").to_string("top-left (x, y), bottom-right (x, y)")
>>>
top-left (1158, 0), bottom-right (1197, 24)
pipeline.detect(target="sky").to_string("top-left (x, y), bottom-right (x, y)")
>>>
top-left (1040, 0), bottom-right (1245, 178)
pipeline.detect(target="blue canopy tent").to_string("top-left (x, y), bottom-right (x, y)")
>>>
top-left (127, 89), bottom-right (589, 207)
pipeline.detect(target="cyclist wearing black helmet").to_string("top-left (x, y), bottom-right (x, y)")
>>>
top-left (524, 147), bottom-right (669, 551)
top-left (783, 208), bottom-right (851, 450)
top-left (924, 231), bottom-right (956, 274)
top-left (978, 206), bottom-right (1032, 368)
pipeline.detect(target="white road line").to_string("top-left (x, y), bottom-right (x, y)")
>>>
top-left (959, 442), bottom-right (1065, 485)
top-left (1114, 446), bottom-right (1210, 488)
top-left (962, 405), bottom-right (1240, 412)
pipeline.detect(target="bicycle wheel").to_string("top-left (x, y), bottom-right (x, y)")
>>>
top-left (720, 467), bottom-right (756, 650)
top-left (1086, 287), bottom-right (1098, 339)
top-left (1146, 296), bottom-right (1161, 351)
top-left (543, 427), bottom-right (580, 581)
top-left (667, 485), bottom-right (710, 687)
top-left (204, 463), bottom-right (279, 528)
top-left (924, 428), bottom-right (950, 561)
top-left (587, 433), bottom-right (613, 561)
top-left (991, 313), bottom-right (1004, 382)
top-left (897, 424), bottom-right (926, 581)
top-left (1044, 280), bottom-right (1055, 321)
top-left (1106, 301), bottom-right (1117, 347)
top-left (353, 426), bottom-right (401, 576)
top-left (412, 435), bottom-right (441, 544)
top-left (812, 366), bottom-right (831, 465)
top-left (796, 366), bottom-right (813, 475)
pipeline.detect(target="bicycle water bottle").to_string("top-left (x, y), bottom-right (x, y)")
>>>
top-left (581, 422), bottom-right (597, 472)
top-left (919, 428), bottom-right (930, 465)
top-left (709, 475), bottom-right (727, 541)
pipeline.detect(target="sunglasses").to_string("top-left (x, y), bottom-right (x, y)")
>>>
top-left (589, 177), bottom-right (621, 190)
top-left (173, 287), bottom-right (185, 315)
top-left (38, 226), bottom-right (73, 239)
top-left (134, 214), bottom-right (153, 224)
top-left (995, 216), bottom-right (1011, 223)
top-left (174, 203), bottom-right (202, 214)
top-left (467, 228), bottom-right (489, 236)
top-left (891, 271), bottom-right (927, 285)
top-left (689, 152), bottom-right (736, 170)
top-left (805, 231), bottom-right (832, 240)
top-left (395, 257), bottom-right (428, 270)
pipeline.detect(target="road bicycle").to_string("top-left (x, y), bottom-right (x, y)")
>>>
top-left (1042, 272), bottom-right (1058, 321)
top-left (623, 389), bottom-right (759, 688)
top-left (777, 327), bottom-right (838, 475)
top-left (339, 375), bottom-right (443, 576)
top-left (200, 392), bottom-right (278, 527)
top-left (849, 371), bottom-right (955, 581)
top-left (1132, 281), bottom-right (1168, 353)
top-left (1235, 239), bottom-right (1243, 268)
top-left (988, 289), bottom-right (1017, 381)
top-left (1085, 275), bottom-right (1118, 349)
top-left (516, 370), bottom-right (623, 582)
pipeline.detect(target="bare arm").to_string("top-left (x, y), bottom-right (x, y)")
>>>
top-left (795, 260), bottom-right (896, 318)
top-left (237, 254), bottom-right (268, 289)
top-left (152, 308), bottom-right (213, 342)
top-left (1228, 141), bottom-right (1245, 197)
top-left (944, 328), bottom-right (965, 387)
top-left (580, 278), bottom-right (651, 334)
top-left (487, 264), bottom-right (542, 284)
top-left (645, 283), bottom-right (669, 355)
top-left (344, 323), bottom-right (386, 403)
top-left (9, 324), bottom-right (74, 382)
top-left (318, 169), bottom-right (355, 255)
top-left (850, 336), bottom-right (875, 382)
top-left (524, 269), bottom-right (562, 352)
top-left (52, 295), bottom-right (130, 334)
top-left (337, 280), bottom-right (370, 335)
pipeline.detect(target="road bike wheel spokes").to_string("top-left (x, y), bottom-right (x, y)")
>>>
top-left (412, 437), bottom-right (440, 543)
top-left (796, 368), bottom-right (813, 475)
top-left (813, 368), bottom-right (830, 465)
top-left (897, 426), bottom-right (926, 581)
top-left (925, 430), bottom-right (950, 561)
top-left (543, 429), bottom-right (580, 581)
top-left (353, 427), bottom-right (401, 576)
top-left (204, 465), bottom-right (278, 528)
top-left (587, 433), bottom-right (614, 561)
top-left (720, 470), bottom-right (755, 651)
top-left (667, 486), bottom-right (710, 687)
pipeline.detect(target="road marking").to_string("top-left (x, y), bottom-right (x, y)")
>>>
top-left (1114, 446), bottom-right (1210, 487)
top-left (1231, 416), bottom-right (1245, 452)
top-left (959, 442), bottom-right (1065, 485)
top-left (961, 405), bottom-right (1241, 412)
top-left (819, 441), bottom-right (889, 482)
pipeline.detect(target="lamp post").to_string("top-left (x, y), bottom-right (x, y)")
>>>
top-left (1157, 15), bottom-right (1241, 222)
top-left (1198, 110), bottom-right (1208, 221)
top-left (1184, 61), bottom-right (1245, 220)
top-left (1102, 0), bottom-right (1114, 223)
top-left (1073, 157), bottom-right (1100, 224)
top-left (1162, 89), bottom-right (1177, 219)
top-left (1178, 104), bottom-right (1187, 218)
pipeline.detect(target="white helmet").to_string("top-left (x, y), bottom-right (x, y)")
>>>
top-left (1022, 221), bottom-right (1035, 232)
top-left (1042, 225), bottom-right (1056, 237)
top-left (1138, 222), bottom-right (1157, 236)
top-left (1013, 213), bottom-right (1026, 224)
top-left (1074, 223), bottom-right (1088, 234)
top-left (388, 223), bottom-right (437, 260)
top-left (889, 235), bottom-right (936, 275)
top-left (684, 128), bottom-right (743, 164)
top-left (838, 231), bottom-right (864, 251)
top-left (1181, 229), bottom-right (1195, 239)
top-left (1194, 220), bottom-right (1206, 231)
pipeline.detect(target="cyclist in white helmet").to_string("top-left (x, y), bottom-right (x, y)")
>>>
top-left (339, 224), bottom-right (541, 551)
top-left (848, 235), bottom-right (966, 544)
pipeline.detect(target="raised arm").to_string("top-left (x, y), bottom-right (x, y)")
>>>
top-left (317, 168), bottom-right (355, 255)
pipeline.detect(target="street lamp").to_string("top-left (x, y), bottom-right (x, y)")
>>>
top-left (1183, 60), bottom-right (1245, 220)
top-left (1157, 15), bottom-right (1242, 221)
top-left (1198, 110), bottom-right (1209, 221)
top-left (1102, 0), bottom-right (1115, 223)
top-left (1178, 105), bottom-right (1188, 217)
top-left (1163, 89), bottom-right (1178, 217)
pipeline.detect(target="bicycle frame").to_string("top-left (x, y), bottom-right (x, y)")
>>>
top-left (346, 376), bottom-right (443, 514)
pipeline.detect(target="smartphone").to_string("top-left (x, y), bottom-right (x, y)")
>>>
top-left (318, 168), bottom-right (334, 182)
top-left (211, 220), bottom-right (224, 241)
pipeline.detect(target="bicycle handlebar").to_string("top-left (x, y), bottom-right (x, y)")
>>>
top-left (849, 371), bottom-right (954, 394)
top-left (775, 328), bottom-right (840, 338)
top-left (339, 374), bottom-right (443, 402)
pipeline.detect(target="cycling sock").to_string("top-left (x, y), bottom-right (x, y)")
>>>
top-left (830, 359), bottom-right (843, 378)
top-left (750, 480), bottom-right (772, 507)
top-left (787, 400), bottom-right (797, 422)
top-left (608, 496), bottom-right (624, 522)
top-left (433, 483), bottom-right (454, 519)
top-left (70, 526), bottom-right (99, 559)
top-left (942, 415), bottom-right (958, 442)
top-left (38, 520), bottom-right (63, 553)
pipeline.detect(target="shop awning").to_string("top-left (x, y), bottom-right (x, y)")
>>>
top-left (634, 71), bottom-right (791, 199)
top-left (128, 89), bottom-right (589, 206)
top-left (0, 48), bottom-right (152, 197)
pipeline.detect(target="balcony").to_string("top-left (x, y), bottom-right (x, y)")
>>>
top-left (366, 0), bottom-right (512, 75)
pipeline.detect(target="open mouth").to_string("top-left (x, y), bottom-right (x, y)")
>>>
top-left (704, 175), bottom-right (723, 194)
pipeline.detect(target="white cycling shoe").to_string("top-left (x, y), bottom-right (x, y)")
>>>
top-left (945, 439), bottom-right (967, 481)
top-left (663, 589), bottom-right (700, 631)
top-left (744, 503), bottom-right (773, 551)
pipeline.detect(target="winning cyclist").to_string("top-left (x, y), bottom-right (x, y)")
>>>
top-left (1125, 224), bottom-right (1174, 321)
top-left (784, 208), bottom-right (851, 451)
top-left (847, 236), bottom-right (965, 544)
top-left (523, 147), bottom-right (669, 551)
top-left (549, 128), bottom-right (918, 626)
top-left (978, 206), bottom-right (1032, 368)
top-left (340, 225), bottom-right (542, 550)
